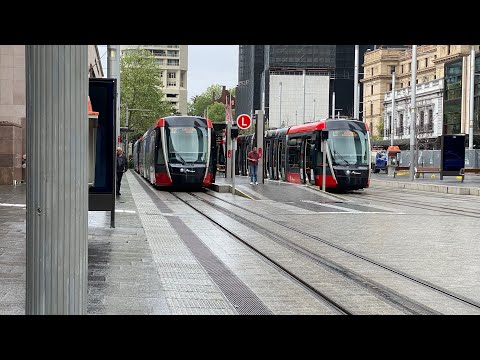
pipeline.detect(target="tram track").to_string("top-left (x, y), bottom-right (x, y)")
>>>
top-left (170, 192), bottom-right (437, 314)
top-left (168, 191), bottom-right (351, 315)
top-left (346, 191), bottom-right (480, 218)
top-left (184, 190), bottom-right (480, 314)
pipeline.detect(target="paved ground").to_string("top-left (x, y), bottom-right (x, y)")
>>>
top-left (1, 169), bottom-right (480, 315)
top-left (0, 185), bottom-right (26, 315)
top-left (371, 171), bottom-right (480, 187)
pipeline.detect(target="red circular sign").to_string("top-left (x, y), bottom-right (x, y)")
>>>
top-left (236, 114), bottom-right (252, 129)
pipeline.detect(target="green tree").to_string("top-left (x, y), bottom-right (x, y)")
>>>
top-left (120, 48), bottom-right (175, 137)
top-left (188, 84), bottom-right (223, 116)
top-left (207, 102), bottom-right (226, 123)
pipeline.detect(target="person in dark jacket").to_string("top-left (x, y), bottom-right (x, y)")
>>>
top-left (116, 147), bottom-right (127, 196)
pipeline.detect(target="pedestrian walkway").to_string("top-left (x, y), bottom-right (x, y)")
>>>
top-left (0, 185), bottom-right (26, 315)
top-left (2, 169), bottom-right (480, 314)
top-left (370, 172), bottom-right (480, 196)
top-left (1, 171), bottom-right (337, 314)
top-left (214, 175), bottom-right (343, 203)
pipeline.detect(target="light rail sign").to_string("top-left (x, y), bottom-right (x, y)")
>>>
top-left (236, 114), bottom-right (252, 129)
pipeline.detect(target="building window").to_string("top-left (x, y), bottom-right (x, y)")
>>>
top-left (167, 59), bottom-right (179, 66)
top-left (417, 60), bottom-right (419, 69)
top-left (408, 81), bottom-right (411, 86)
top-left (401, 64), bottom-right (404, 73)
top-left (447, 45), bottom-right (451, 55)
top-left (434, 75), bottom-right (436, 80)
top-left (152, 49), bottom-right (166, 56)
top-left (168, 72), bottom-right (176, 79)
top-left (371, 67), bottom-right (374, 76)
top-left (419, 110), bottom-right (424, 132)
top-left (371, 85), bottom-right (374, 94)
top-left (425, 58), bottom-right (428, 68)
top-left (167, 81), bottom-right (177, 87)
top-left (409, 63), bottom-right (411, 71)
top-left (399, 113), bottom-right (404, 135)
top-left (428, 109), bottom-right (433, 132)
top-left (390, 66), bottom-right (395, 74)
top-left (388, 115), bottom-right (392, 136)
top-left (370, 103), bottom-right (373, 116)
top-left (389, 83), bottom-right (392, 91)
top-left (400, 82), bottom-right (404, 88)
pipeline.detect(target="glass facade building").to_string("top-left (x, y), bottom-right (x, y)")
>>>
top-left (237, 45), bottom-right (373, 126)
top-left (443, 55), bottom-right (480, 143)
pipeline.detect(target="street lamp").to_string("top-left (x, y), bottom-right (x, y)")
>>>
top-left (279, 81), bottom-right (282, 129)
top-left (313, 99), bottom-right (316, 121)
top-left (304, 90), bottom-right (317, 123)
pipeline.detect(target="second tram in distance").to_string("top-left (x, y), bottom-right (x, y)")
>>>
top-left (243, 118), bottom-right (371, 191)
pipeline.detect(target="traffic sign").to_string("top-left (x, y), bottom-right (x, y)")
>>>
top-left (236, 114), bottom-right (252, 129)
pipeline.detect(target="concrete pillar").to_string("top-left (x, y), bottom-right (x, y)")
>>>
top-left (26, 45), bottom-right (88, 314)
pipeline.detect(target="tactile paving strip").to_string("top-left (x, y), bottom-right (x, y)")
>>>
top-left (131, 172), bottom-right (273, 315)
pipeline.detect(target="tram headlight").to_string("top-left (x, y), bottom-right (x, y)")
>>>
top-left (345, 170), bottom-right (351, 176)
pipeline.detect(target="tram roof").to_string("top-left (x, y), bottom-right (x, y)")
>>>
top-left (287, 120), bottom-right (326, 134)
top-left (155, 116), bottom-right (213, 129)
top-left (287, 118), bottom-right (364, 135)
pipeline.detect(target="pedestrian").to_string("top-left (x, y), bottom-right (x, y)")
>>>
top-left (247, 146), bottom-right (260, 185)
top-left (116, 147), bottom-right (127, 196)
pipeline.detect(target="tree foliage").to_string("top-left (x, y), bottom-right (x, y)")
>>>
top-left (206, 102), bottom-right (226, 123)
top-left (187, 83), bottom-right (238, 125)
top-left (188, 84), bottom-right (223, 116)
top-left (120, 48), bottom-right (175, 139)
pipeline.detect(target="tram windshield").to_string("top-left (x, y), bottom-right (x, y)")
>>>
top-left (167, 126), bottom-right (208, 164)
top-left (328, 129), bottom-right (369, 166)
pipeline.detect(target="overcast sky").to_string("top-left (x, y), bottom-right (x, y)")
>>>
top-left (98, 45), bottom-right (238, 101)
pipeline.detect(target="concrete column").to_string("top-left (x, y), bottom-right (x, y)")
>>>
top-left (26, 45), bottom-right (88, 314)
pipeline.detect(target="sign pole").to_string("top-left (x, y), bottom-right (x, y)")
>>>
top-left (232, 138), bottom-right (236, 195)
top-left (322, 138), bottom-right (326, 191)
top-left (255, 110), bottom-right (264, 184)
top-left (226, 122), bottom-right (231, 178)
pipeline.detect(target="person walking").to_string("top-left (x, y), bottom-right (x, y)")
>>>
top-left (247, 146), bottom-right (260, 185)
top-left (116, 147), bottom-right (127, 196)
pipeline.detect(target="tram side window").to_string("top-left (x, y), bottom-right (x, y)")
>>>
top-left (288, 138), bottom-right (301, 168)
top-left (156, 132), bottom-right (165, 165)
top-left (150, 132), bottom-right (156, 164)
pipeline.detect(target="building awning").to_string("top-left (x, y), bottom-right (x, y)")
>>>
top-left (88, 96), bottom-right (99, 118)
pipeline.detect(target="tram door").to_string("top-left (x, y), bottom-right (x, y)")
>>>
top-left (299, 137), bottom-right (305, 183)
top-left (278, 139), bottom-right (286, 180)
top-left (265, 141), bottom-right (271, 179)
top-left (272, 141), bottom-right (277, 180)
top-left (304, 138), bottom-right (315, 184)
